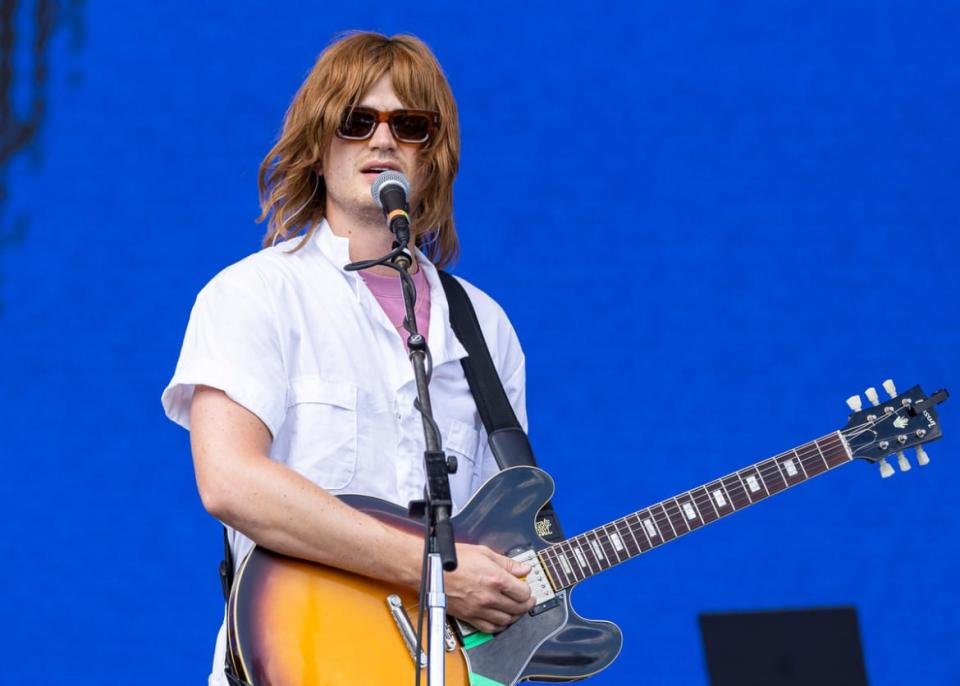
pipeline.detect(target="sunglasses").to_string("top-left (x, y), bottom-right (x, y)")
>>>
top-left (336, 107), bottom-right (441, 144)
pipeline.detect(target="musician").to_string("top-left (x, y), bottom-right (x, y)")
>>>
top-left (162, 31), bottom-right (534, 684)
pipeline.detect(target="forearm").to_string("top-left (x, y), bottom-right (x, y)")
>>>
top-left (189, 385), bottom-right (421, 589)
top-left (189, 385), bottom-right (533, 634)
top-left (209, 453), bottom-right (423, 589)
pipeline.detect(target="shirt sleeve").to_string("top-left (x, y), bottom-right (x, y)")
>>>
top-left (161, 260), bottom-right (287, 437)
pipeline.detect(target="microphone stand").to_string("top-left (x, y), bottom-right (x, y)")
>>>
top-left (345, 224), bottom-right (458, 686)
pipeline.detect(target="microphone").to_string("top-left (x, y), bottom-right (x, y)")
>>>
top-left (371, 171), bottom-right (411, 245)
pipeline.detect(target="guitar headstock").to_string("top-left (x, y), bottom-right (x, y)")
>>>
top-left (842, 380), bottom-right (949, 477)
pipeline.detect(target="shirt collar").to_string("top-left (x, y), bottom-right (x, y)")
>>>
top-left (309, 220), bottom-right (469, 369)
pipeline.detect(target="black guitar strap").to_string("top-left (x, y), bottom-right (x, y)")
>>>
top-left (438, 270), bottom-right (565, 544)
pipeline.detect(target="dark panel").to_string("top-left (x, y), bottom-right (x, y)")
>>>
top-left (699, 607), bottom-right (869, 686)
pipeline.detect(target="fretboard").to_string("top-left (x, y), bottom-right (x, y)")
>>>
top-left (537, 431), bottom-right (852, 591)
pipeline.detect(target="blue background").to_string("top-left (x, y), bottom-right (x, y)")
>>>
top-left (1, 2), bottom-right (957, 684)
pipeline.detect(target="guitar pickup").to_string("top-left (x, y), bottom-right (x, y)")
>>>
top-left (511, 549), bottom-right (557, 606)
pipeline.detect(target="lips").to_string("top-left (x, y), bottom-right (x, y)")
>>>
top-left (361, 162), bottom-right (401, 174)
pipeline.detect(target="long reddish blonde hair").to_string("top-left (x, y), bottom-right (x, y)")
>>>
top-left (257, 32), bottom-right (461, 267)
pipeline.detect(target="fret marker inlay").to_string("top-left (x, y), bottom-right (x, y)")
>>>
top-left (558, 553), bottom-right (573, 576)
top-left (712, 489), bottom-right (727, 507)
top-left (643, 518), bottom-right (658, 538)
top-left (745, 475), bottom-right (761, 492)
top-left (610, 532), bottom-right (624, 551)
top-left (784, 459), bottom-right (798, 477)
top-left (590, 539), bottom-right (605, 561)
top-left (682, 503), bottom-right (697, 520)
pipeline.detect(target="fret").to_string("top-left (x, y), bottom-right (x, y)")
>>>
top-left (618, 517), bottom-right (645, 556)
top-left (569, 537), bottom-right (593, 575)
top-left (824, 433), bottom-right (850, 468)
top-left (538, 550), bottom-right (558, 591)
top-left (560, 540), bottom-right (588, 583)
top-left (576, 533), bottom-right (599, 570)
top-left (705, 480), bottom-right (732, 517)
top-left (798, 443), bottom-right (828, 477)
top-left (791, 448), bottom-right (810, 478)
top-left (663, 499), bottom-right (691, 534)
top-left (583, 531), bottom-right (605, 569)
top-left (603, 523), bottom-right (626, 561)
top-left (723, 474), bottom-right (752, 508)
top-left (644, 508), bottom-right (668, 542)
top-left (760, 457), bottom-right (788, 494)
top-left (538, 550), bottom-right (560, 588)
top-left (655, 502), bottom-right (680, 538)
top-left (600, 527), bottom-right (620, 563)
top-left (630, 512), bottom-right (655, 549)
top-left (551, 548), bottom-right (571, 586)
top-left (772, 455), bottom-right (790, 483)
top-left (675, 493), bottom-right (706, 529)
top-left (586, 531), bottom-right (609, 569)
top-left (572, 536), bottom-right (597, 575)
top-left (657, 500), bottom-right (686, 538)
top-left (690, 486), bottom-right (719, 523)
top-left (738, 466), bottom-right (768, 501)
top-left (813, 440), bottom-right (830, 470)
top-left (776, 452), bottom-right (805, 486)
top-left (570, 541), bottom-right (590, 572)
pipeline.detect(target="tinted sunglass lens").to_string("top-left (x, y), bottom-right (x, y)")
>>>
top-left (339, 110), bottom-right (376, 138)
top-left (392, 114), bottom-right (431, 142)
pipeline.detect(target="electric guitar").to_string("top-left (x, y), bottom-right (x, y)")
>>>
top-left (225, 381), bottom-right (948, 686)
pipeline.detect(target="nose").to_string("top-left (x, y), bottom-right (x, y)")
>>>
top-left (368, 121), bottom-right (397, 150)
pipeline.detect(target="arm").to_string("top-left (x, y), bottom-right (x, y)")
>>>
top-left (190, 384), bottom-right (534, 633)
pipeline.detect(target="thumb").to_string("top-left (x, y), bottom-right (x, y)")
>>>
top-left (499, 554), bottom-right (531, 577)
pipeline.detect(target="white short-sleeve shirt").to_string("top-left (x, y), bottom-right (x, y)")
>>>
top-left (161, 221), bottom-right (526, 685)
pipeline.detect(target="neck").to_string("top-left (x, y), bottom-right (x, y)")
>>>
top-left (326, 205), bottom-right (417, 276)
top-left (536, 431), bottom-right (853, 591)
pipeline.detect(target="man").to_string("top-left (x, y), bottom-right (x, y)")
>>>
top-left (162, 32), bottom-right (534, 685)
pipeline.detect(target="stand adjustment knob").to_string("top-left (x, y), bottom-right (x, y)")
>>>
top-left (446, 455), bottom-right (458, 474)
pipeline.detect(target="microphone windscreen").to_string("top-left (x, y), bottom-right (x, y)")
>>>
top-left (371, 170), bottom-right (410, 209)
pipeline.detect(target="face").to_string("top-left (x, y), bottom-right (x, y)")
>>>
top-left (321, 73), bottom-right (424, 230)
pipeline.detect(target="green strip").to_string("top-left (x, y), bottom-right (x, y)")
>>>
top-left (461, 631), bottom-right (494, 650)
top-left (469, 672), bottom-right (506, 686)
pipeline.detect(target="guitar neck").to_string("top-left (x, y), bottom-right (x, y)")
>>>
top-left (537, 431), bottom-right (853, 591)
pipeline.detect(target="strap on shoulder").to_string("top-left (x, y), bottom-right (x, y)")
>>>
top-left (438, 270), bottom-right (564, 542)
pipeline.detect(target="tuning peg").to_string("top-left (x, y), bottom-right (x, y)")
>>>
top-left (865, 387), bottom-right (880, 406)
top-left (882, 379), bottom-right (897, 398)
top-left (896, 451), bottom-right (911, 472)
top-left (916, 445), bottom-right (930, 466)
top-left (846, 395), bottom-right (863, 412)
top-left (878, 457), bottom-right (895, 478)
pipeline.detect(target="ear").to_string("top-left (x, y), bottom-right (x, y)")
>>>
top-left (314, 164), bottom-right (323, 177)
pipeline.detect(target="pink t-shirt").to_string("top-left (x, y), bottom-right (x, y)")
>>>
top-left (359, 267), bottom-right (431, 346)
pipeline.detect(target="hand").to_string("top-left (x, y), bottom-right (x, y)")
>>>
top-left (443, 543), bottom-right (536, 634)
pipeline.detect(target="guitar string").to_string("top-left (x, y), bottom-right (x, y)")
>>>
top-left (537, 409), bottom-right (926, 586)
top-left (537, 435), bottom-right (847, 586)
top-left (534, 410), bottom-right (914, 587)
top-left (539, 434), bottom-right (848, 583)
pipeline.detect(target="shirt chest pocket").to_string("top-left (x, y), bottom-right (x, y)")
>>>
top-left (441, 415), bottom-right (483, 506)
top-left (284, 376), bottom-right (358, 490)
